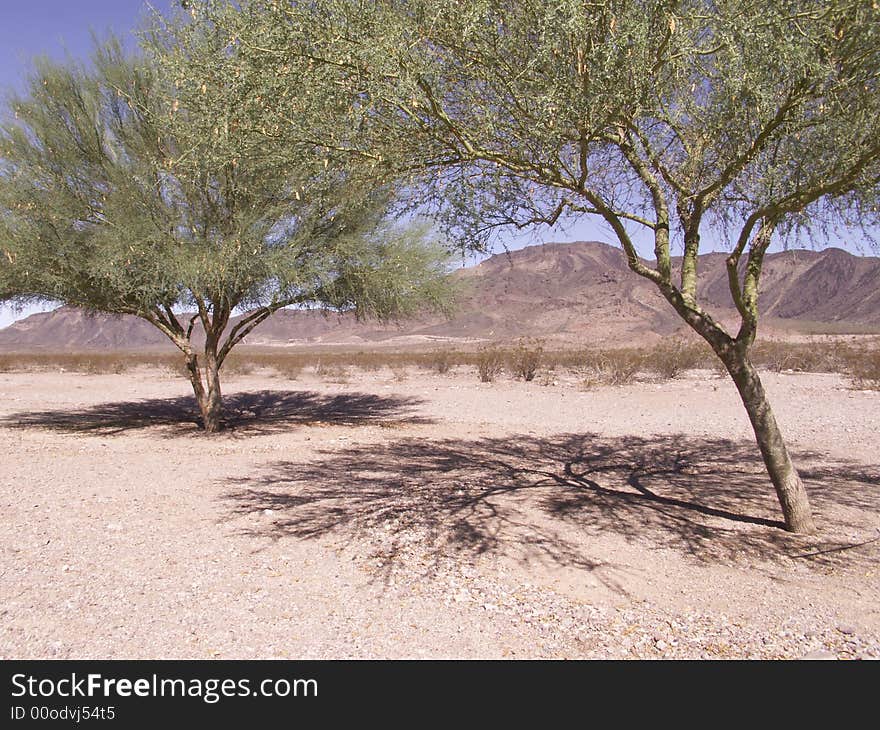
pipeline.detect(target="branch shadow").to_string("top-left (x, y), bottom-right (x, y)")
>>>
top-left (223, 433), bottom-right (880, 584)
top-left (1, 389), bottom-right (431, 437)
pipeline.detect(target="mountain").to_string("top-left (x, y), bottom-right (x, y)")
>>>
top-left (0, 307), bottom-right (170, 350)
top-left (1, 241), bottom-right (878, 351)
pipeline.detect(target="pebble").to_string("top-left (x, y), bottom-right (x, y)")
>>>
top-left (802, 650), bottom-right (837, 660)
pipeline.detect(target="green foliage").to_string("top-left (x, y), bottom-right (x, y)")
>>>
top-left (200, 0), bottom-right (880, 335)
top-left (0, 34), bottom-right (455, 428)
top-left (0, 41), bottom-right (453, 330)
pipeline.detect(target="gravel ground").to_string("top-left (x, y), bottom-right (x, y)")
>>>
top-left (0, 365), bottom-right (878, 659)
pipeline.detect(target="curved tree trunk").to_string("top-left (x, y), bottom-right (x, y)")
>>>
top-left (721, 349), bottom-right (816, 534)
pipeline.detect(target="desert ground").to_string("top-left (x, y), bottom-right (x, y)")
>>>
top-left (0, 363), bottom-right (878, 659)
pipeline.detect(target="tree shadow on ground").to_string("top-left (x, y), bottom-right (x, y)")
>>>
top-left (224, 433), bottom-right (880, 580)
top-left (1, 389), bottom-right (430, 437)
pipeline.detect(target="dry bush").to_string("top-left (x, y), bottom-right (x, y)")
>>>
top-left (316, 361), bottom-right (350, 383)
top-left (751, 340), bottom-right (840, 374)
top-left (222, 355), bottom-right (255, 376)
top-left (751, 341), bottom-right (800, 373)
top-left (46, 353), bottom-right (137, 374)
top-left (508, 338), bottom-right (544, 382)
top-left (271, 362), bottom-right (302, 380)
top-left (351, 351), bottom-right (384, 372)
top-left (550, 349), bottom-right (585, 374)
top-left (252, 351), bottom-right (310, 378)
top-left (846, 348), bottom-right (880, 390)
top-left (580, 348), bottom-right (644, 386)
top-left (429, 349), bottom-right (456, 374)
top-left (476, 346), bottom-right (504, 382)
top-left (162, 357), bottom-right (190, 378)
top-left (645, 338), bottom-right (711, 380)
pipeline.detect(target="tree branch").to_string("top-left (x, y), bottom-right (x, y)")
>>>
top-left (216, 296), bottom-right (307, 365)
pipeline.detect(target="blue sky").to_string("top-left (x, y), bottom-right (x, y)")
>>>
top-left (0, 1), bottom-right (173, 93)
top-left (0, 2), bottom-right (875, 329)
top-left (0, 1), bottom-right (174, 327)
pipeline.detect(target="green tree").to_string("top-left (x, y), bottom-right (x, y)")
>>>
top-left (0, 40), bottom-right (453, 432)
top-left (180, 0), bottom-right (880, 530)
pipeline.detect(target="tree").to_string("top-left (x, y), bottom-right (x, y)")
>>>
top-left (180, 0), bottom-right (880, 529)
top-left (0, 39), bottom-right (454, 432)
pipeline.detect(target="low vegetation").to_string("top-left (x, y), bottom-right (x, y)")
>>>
top-left (509, 339), bottom-right (544, 382)
top-left (848, 348), bottom-right (880, 391)
top-left (1, 338), bottom-right (876, 389)
top-left (475, 346), bottom-right (505, 383)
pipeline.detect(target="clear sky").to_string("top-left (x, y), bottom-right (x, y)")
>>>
top-left (0, 1), bottom-right (875, 329)
top-left (0, 1), bottom-right (174, 327)
top-left (0, 1), bottom-right (174, 92)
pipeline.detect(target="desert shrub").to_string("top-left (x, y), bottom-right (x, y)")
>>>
top-left (846, 348), bottom-right (880, 390)
top-left (508, 338), bottom-right (544, 381)
top-left (751, 340), bottom-right (840, 374)
top-left (583, 349), bottom-right (644, 386)
top-left (549, 348), bottom-right (584, 373)
top-left (223, 355), bottom-right (255, 376)
top-left (430, 349), bottom-right (456, 374)
top-left (646, 338), bottom-right (710, 380)
top-left (162, 357), bottom-right (190, 377)
top-left (316, 361), bottom-right (350, 383)
top-left (76, 354), bottom-right (133, 374)
top-left (476, 346), bottom-right (504, 382)
top-left (352, 351), bottom-right (383, 372)
top-left (272, 362), bottom-right (302, 380)
top-left (752, 341), bottom-right (799, 373)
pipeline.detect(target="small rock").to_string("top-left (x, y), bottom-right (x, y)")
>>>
top-left (837, 624), bottom-right (856, 636)
top-left (802, 650), bottom-right (837, 660)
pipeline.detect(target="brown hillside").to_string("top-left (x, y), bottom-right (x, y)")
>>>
top-left (1, 241), bottom-right (878, 351)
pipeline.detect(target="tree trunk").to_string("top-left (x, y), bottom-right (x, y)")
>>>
top-left (184, 353), bottom-right (224, 433)
top-left (201, 353), bottom-right (223, 433)
top-left (722, 349), bottom-right (816, 534)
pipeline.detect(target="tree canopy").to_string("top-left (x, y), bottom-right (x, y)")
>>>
top-left (0, 36), bottom-right (454, 431)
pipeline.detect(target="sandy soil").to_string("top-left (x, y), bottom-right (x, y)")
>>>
top-left (1, 365), bottom-right (878, 659)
